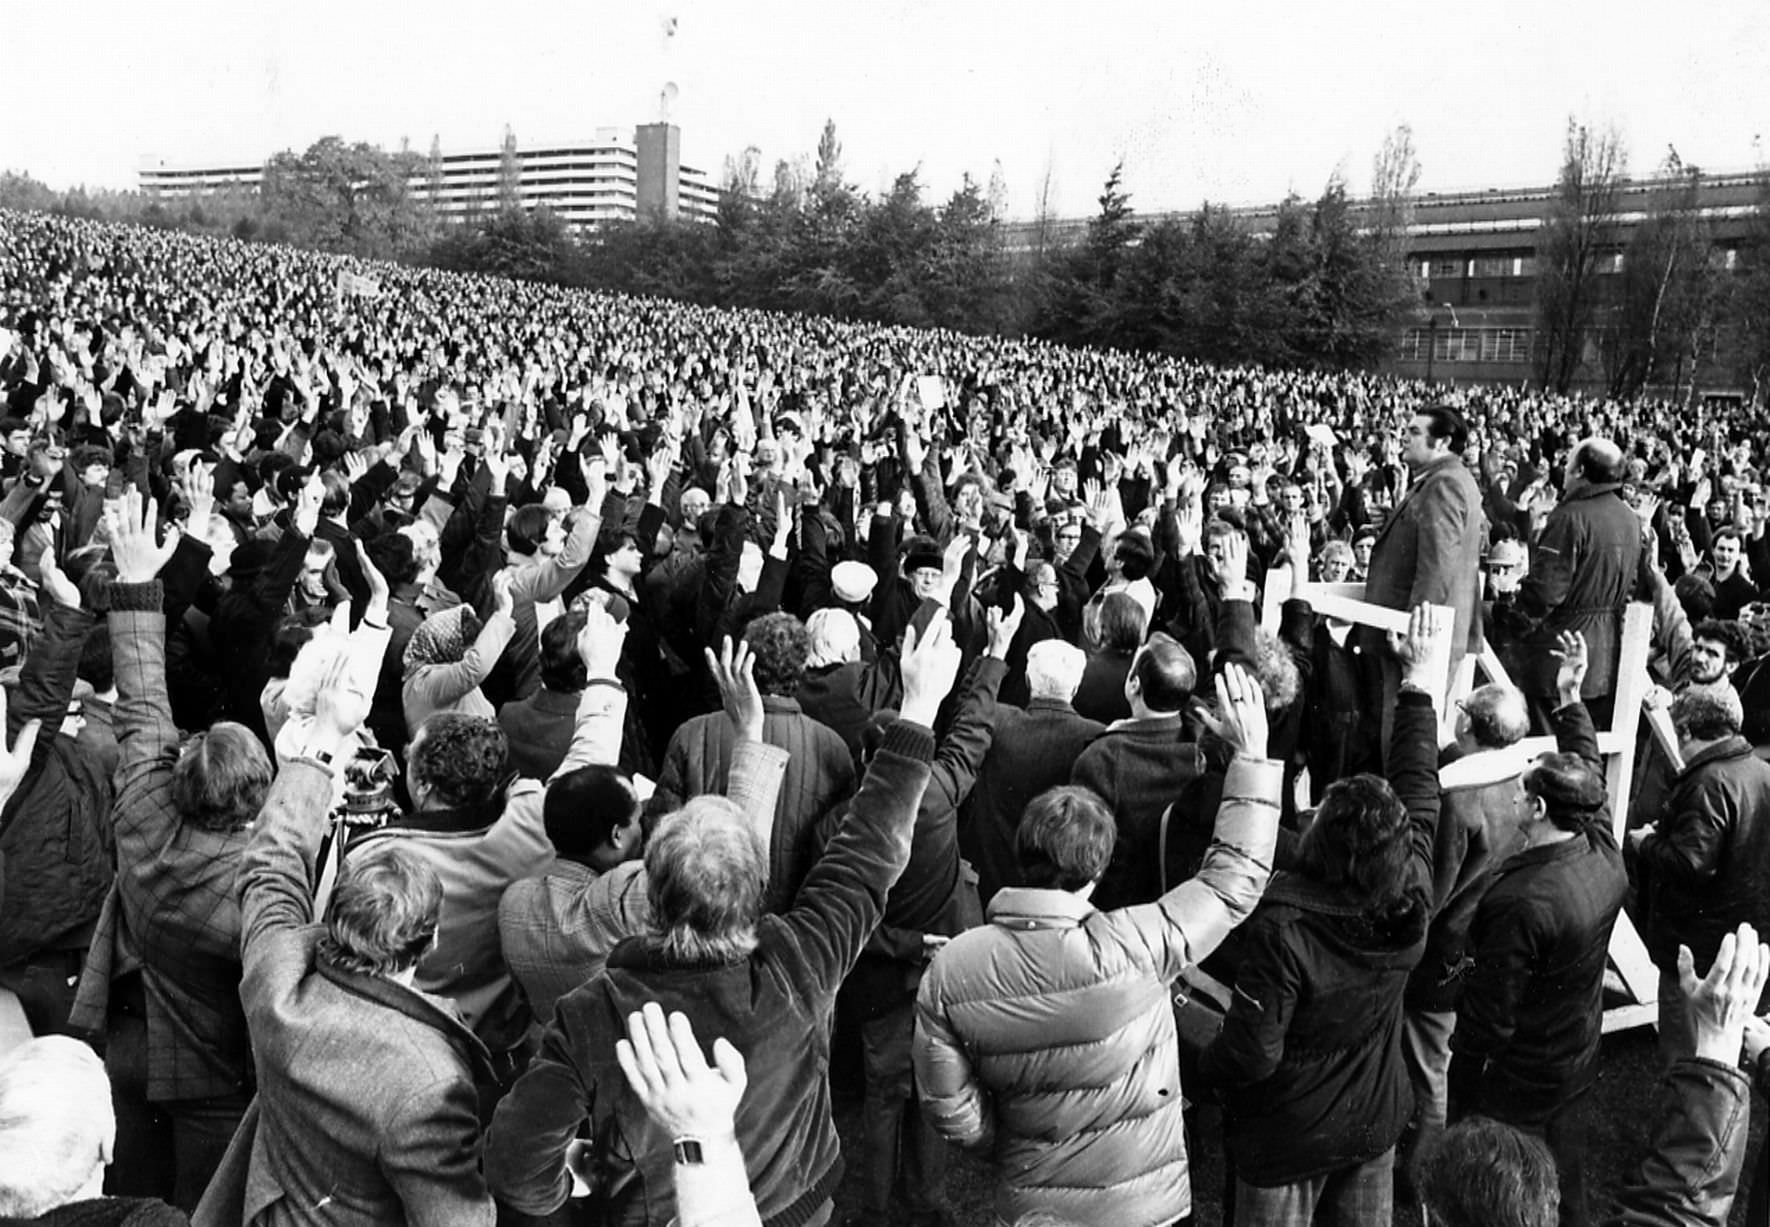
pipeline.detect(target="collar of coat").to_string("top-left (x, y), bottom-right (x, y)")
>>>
top-left (1680, 735), bottom-right (1757, 777)
top-left (315, 957), bottom-right (496, 1084)
top-left (1438, 744), bottom-right (1530, 793)
top-left (985, 886), bottom-right (1094, 928)
top-left (1561, 478), bottom-right (1624, 503)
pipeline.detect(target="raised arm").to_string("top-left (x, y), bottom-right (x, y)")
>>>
top-left (547, 605), bottom-right (638, 780)
top-left (105, 493), bottom-right (186, 846)
top-left (778, 614), bottom-right (960, 997)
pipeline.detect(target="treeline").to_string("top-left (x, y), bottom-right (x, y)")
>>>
top-left (0, 122), bottom-right (1421, 373)
top-left (10, 120), bottom-right (1769, 395)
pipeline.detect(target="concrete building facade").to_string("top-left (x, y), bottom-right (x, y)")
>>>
top-left (139, 123), bottom-right (719, 230)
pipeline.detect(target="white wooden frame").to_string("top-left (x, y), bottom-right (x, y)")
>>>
top-left (1262, 568), bottom-right (1661, 1035)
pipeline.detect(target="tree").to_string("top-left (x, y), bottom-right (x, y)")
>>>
top-left (1726, 179), bottom-right (1770, 407)
top-left (986, 160), bottom-right (1009, 222)
top-left (1600, 149), bottom-right (1722, 401)
top-left (1535, 119), bottom-right (1627, 392)
top-left (813, 120), bottom-right (843, 194)
top-left (260, 136), bottom-right (430, 258)
top-left (426, 134), bottom-right (445, 213)
top-left (497, 125), bottom-right (523, 215)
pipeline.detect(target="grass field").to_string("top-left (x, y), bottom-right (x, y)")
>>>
top-left (829, 1023), bottom-right (1767, 1226)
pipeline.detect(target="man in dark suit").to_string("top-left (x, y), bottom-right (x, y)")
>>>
top-left (1362, 405), bottom-right (1486, 749)
top-left (962, 639), bottom-right (1104, 904)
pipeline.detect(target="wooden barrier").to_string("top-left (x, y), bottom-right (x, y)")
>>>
top-left (1263, 571), bottom-right (1661, 1035)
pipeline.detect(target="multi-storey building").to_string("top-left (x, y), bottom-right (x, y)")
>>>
top-left (139, 122), bottom-right (718, 230)
top-left (1003, 169), bottom-right (1768, 395)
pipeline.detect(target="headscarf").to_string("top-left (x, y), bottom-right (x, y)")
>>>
top-left (403, 604), bottom-right (482, 674)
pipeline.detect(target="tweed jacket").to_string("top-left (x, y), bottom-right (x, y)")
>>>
top-left (348, 680), bottom-right (628, 1054)
top-left (73, 581), bottom-right (253, 1102)
top-left (228, 758), bottom-right (495, 1227)
top-left (487, 722), bottom-right (936, 1227)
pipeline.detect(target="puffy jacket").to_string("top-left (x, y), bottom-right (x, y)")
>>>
top-left (913, 753), bottom-right (1279, 1227)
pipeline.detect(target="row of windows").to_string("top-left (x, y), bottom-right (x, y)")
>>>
top-left (1398, 326), bottom-right (1533, 364)
top-left (1420, 255), bottom-right (1537, 280)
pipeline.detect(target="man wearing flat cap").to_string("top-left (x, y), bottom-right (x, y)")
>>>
top-left (1447, 633), bottom-right (1626, 1226)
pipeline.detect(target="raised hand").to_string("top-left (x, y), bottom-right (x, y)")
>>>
top-left (1389, 602), bottom-right (1450, 697)
top-left (899, 612), bottom-right (962, 727)
top-left (986, 595), bottom-right (1026, 658)
top-left (0, 686), bottom-right (43, 810)
top-left (1212, 660), bottom-right (1271, 759)
top-left (312, 647), bottom-right (372, 744)
top-left (105, 490), bottom-right (179, 584)
top-left (1679, 923), bottom-right (1770, 1065)
top-left (575, 597), bottom-right (629, 678)
top-left (615, 1003), bottom-right (747, 1142)
top-left (705, 636), bottom-right (764, 743)
top-left (1551, 630), bottom-right (1588, 702)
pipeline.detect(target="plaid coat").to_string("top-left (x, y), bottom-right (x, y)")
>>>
top-left (74, 581), bottom-right (254, 1102)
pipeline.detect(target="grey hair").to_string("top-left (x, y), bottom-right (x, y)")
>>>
top-left (645, 796), bottom-right (764, 964)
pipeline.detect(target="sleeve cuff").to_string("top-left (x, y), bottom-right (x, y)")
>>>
top-left (878, 721), bottom-right (936, 764)
top-left (108, 580), bottom-right (164, 612)
top-left (1397, 688), bottom-right (1434, 709)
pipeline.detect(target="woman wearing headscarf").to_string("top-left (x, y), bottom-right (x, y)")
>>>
top-left (402, 571), bottom-right (515, 733)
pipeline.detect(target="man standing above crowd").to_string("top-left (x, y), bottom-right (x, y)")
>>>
top-left (1493, 437), bottom-right (1642, 728)
top-left (1362, 406), bottom-right (1484, 746)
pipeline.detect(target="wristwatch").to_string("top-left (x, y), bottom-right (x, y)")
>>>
top-left (671, 1137), bottom-right (705, 1166)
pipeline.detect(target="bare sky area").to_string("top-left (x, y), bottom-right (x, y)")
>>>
top-left (2, 0), bottom-right (1765, 218)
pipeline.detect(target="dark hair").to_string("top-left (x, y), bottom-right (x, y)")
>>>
top-left (1098, 591), bottom-right (1149, 653)
top-left (1522, 752), bottom-right (1607, 832)
top-left (1295, 773), bottom-right (1413, 912)
top-left (544, 764), bottom-right (639, 859)
top-left (267, 609), bottom-right (335, 680)
top-left (1420, 1117), bottom-right (1558, 1227)
top-left (1712, 527), bottom-right (1745, 550)
top-left (70, 443), bottom-right (111, 472)
top-left (1672, 573), bottom-right (1715, 621)
top-left (1130, 633), bottom-right (1195, 711)
top-left (172, 722), bottom-right (273, 832)
top-left (591, 527), bottom-right (643, 576)
top-left (1016, 786), bottom-right (1116, 891)
top-left (1692, 619), bottom-right (1750, 665)
top-left (743, 612), bottom-right (811, 697)
top-left (539, 611), bottom-right (588, 693)
top-left (408, 713), bottom-right (511, 811)
top-left (320, 844), bottom-right (442, 977)
top-left (319, 469), bottom-right (350, 516)
top-left (506, 504), bottom-right (552, 558)
top-left (1113, 531), bottom-right (1155, 581)
top-left (364, 531), bottom-right (419, 588)
top-left (1419, 405), bottom-right (1471, 453)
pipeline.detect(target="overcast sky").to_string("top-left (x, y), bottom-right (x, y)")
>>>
top-left (3, 0), bottom-right (1765, 219)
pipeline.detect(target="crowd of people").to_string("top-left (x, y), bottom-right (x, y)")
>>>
top-left (1, 206), bottom-right (1769, 1227)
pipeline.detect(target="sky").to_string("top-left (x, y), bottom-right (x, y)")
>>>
top-left (3, 0), bottom-right (1766, 220)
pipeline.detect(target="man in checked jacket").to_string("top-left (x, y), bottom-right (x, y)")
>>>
top-left (69, 491), bottom-right (277, 1210)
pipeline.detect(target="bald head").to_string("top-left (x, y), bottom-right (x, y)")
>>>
top-left (1461, 684), bottom-right (1530, 750)
top-left (1568, 437), bottom-right (1625, 486)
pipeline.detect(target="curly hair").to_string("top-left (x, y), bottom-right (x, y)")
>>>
top-left (407, 713), bottom-right (511, 812)
top-left (743, 612), bottom-right (811, 697)
top-left (1296, 773), bottom-right (1413, 914)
